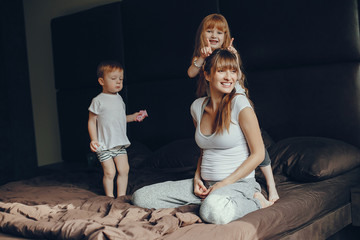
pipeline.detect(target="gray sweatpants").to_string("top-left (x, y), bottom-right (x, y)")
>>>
top-left (132, 178), bottom-right (262, 224)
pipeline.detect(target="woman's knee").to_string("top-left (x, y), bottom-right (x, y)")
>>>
top-left (200, 194), bottom-right (237, 224)
top-left (132, 187), bottom-right (153, 208)
top-left (132, 188), bottom-right (144, 206)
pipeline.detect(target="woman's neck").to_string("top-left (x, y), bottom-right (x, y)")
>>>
top-left (208, 93), bottom-right (223, 112)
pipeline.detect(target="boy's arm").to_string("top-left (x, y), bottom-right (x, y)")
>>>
top-left (88, 111), bottom-right (99, 152)
top-left (126, 112), bottom-right (138, 122)
top-left (127, 110), bottom-right (148, 122)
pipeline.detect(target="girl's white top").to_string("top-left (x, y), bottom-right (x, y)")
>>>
top-left (89, 93), bottom-right (130, 150)
top-left (190, 94), bottom-right (253, 181)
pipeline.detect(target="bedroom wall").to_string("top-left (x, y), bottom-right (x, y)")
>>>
top-left (22, 0), bottom-right (122, 166)
top-left (0, 0), bottom-right (38, 185)
top-left (49, 0), bottom-right (360, 164)
top-left (22, 0), bottom-right (360, 167)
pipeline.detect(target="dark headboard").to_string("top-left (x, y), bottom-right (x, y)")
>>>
top-left (220, 0), bottom-right (360, 144)
top-left (51, 0), bottom-right (360, 162)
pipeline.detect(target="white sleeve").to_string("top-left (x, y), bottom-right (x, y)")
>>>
top-left (190, 100), bottom-right (198, 122)
top-left (88, 98), bottom-right (100, 114)
top-left (190, 97), bottom-right (206, 122)
top-left (232, 94), bottom-right (252, 117)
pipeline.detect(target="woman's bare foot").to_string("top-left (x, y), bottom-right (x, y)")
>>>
top-left (268, 184), bottom-right (279, 202)
top-left (254, 192), bottom-right (274, 208)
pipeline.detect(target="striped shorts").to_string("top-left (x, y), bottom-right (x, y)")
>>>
top-left (96, 145), bottom-right (127, 162)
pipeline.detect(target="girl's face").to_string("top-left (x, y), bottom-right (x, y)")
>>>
top-left (99, 69), bottom-right (124, 94)
top-left (207, 67), bottom-right (237, 95)
top-left (204, 27), bottom-right (225, 50)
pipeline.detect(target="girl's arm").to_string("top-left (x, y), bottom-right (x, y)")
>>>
top-left (207, 107), bottom-right (265, 193)
top-left (188, 56), bottom-right (205, 78)
top-left (88, 112), bottom-right (99, 152)
top-left (188, 39), bottom-right (212, 78)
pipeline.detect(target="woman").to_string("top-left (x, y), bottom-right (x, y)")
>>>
top-left (132, 49), bottom-right (272, 224)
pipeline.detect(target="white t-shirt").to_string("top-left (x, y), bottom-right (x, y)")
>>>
top-left (88, 93), bottom-right (130, 150)
top-left (190, 94), bottom-right (253, 181)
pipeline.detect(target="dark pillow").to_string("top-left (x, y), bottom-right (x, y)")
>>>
top-left (140, 138), bottom-right (201, 169)
top-left (127, 141), bottom-right (153, 169)
top-left (269, 137), bottom-right (360, 182)
top-left (261, 129), bottom-right (275, 149)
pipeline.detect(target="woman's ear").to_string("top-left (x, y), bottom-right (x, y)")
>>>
top-left (204, 72), bottom-right (210, 82)
top-left (98, 77), bottom-right (104, 86)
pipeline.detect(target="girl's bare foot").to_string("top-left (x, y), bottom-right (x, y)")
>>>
top-left (254, 191), bottom-right (274, 208)
top-left (268, 185), bottom-right (279, 202)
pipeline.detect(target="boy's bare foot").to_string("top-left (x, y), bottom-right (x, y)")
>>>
top-left (254, 192), bottom-right (274, 208)
top-left (268, 185), bottom-right (279, 202)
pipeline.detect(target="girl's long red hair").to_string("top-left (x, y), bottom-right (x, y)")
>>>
top-left (192, 14), bottom-right (232, 61)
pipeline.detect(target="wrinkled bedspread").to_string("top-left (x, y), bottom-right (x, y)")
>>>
top-left (0, 167), bottom-right (359, 240)
top-left (0, 171), bottom-right (203, 240)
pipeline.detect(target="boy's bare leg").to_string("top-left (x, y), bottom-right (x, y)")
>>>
top-left (114, 154), bottom-right (130, 197)
top-left (101, 159), bottom-right (116, 197)
top-left (260, 165), bottom-right (279, 202)
top-left (254, 191), bottom-right (274, 208)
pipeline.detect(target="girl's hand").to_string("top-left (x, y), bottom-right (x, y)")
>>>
top-left (200, 39), bottom-right (213, 58)
top-left (194, 178), bottom-right (209, 199)
top-left (90, 140), bottom-right (100, 152)
top-left (227, 38), bottom-right (237, 54)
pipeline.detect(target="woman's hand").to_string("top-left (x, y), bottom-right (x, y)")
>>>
top-left (194, 178), bottom-right (209, 199)
top-left (206, 181), bottom-right (226, 195)
top-left (194, 180), bottom-right (227, 199)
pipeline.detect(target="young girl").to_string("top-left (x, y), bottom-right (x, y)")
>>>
top-left (133, 49), bottom-right (272, 224)
top-left (188, 13), bottom-right (279, 202)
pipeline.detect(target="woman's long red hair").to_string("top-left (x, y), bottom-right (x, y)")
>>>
top-left (202, 49), bottom-right (251, 134)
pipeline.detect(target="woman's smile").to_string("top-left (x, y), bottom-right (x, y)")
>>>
top-left (221, 82), bottom-right (232, 87)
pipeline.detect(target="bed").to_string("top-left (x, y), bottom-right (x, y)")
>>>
top-left (1, 134), bottom-right (360, 240)
top-left (2, 0), bottom-right (360, 239)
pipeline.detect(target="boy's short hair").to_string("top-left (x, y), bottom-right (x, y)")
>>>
top-left (97, 61), bottom-right (123, 78)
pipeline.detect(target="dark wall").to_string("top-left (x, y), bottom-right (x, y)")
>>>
top-left (51, 0), bottom-right (218, 161)
top-left (51, 2), bottom-right (127, 163)
top-left (0, 0), bottom-right (38, 184)
top-left (51, 0), bottom-right (360, 163)
top-left (220, 0), bottom-right (360, 144)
